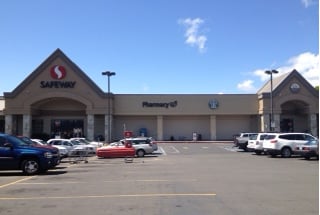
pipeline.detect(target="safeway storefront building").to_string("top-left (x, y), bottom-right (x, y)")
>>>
top-left (0, 49), bottom-right (318, 141)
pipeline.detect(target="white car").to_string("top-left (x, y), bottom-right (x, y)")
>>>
top-left (263, 133), bottom-right (318, 158)
top-left (47, 138), bottom-right (74, 154)
top-left (71, 140), bottom-right (96, 155)
top-left (247, 133), bottom-right (268, 155)
top-left (32, 139), bottom-right (69, 158)
top-left (47, 138), bottom-right (95, 155)
top-left (70, 138), bottom-right (103, 148)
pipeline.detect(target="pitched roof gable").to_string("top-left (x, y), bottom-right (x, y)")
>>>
top-left (4, 49), bottom-right (105, 98)
top-left (257, 69), bottom-right (318, 97)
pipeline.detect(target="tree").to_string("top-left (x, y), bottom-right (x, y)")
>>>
top-left (315, 86), bottom-right (319, 91)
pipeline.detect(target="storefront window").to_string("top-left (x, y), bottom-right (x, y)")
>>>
top-left (51, 119), bottom-right (83, 138)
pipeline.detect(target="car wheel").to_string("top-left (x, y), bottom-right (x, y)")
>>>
top-left (21, 159), bottom-right (40, 175)
top-left (255, 151), bottom-right (262, 155)
top-left (304, 156), bottom-right (310, 160)
top-left (281, 147), bottom-right (292, 158)
top-left (136, 149), bottom-right (145, 157)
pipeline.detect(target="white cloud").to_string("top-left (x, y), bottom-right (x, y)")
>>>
top-left (286, 52), bottom-right (319, 86)
top-left (237, 52), bottom-right (318, 92)
top-left (178, 18), bottom-right (208, 53)
top-left (237, 80), bottom-right (256, 91)
top-left (253, 52), bottom-right (319, 87)
top-left (301, 0), bottom-right (316, 8)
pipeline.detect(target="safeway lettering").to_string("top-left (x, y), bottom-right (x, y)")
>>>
top-left (40, 81), bottom-right (76, 88)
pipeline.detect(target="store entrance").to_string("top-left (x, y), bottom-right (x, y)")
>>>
top-left (51, 119), bottom-right (84, 139)
top-left (280, 118), bottom-right (294, 132)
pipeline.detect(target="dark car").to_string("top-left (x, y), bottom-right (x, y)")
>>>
top-left (0, 133), bottom-right (60, 175)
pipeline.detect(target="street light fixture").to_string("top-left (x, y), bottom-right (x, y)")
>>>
top-left (265, 69), bottom-right (279, 131)
top-left (102, 71), bottom-right (116, 143)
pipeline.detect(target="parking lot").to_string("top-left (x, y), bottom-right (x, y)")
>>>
top-left (0, 142), bottom-right (318, 215)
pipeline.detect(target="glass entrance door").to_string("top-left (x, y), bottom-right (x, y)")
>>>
top-left (280, 118), bottom-right (294, 132)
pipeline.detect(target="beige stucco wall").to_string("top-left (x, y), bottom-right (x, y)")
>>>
top-left (114, 94), bottom-right (259, 116)
top-left (0, 98), bottom-right (4, 115)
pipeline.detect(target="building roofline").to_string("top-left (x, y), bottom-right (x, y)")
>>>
top-left (4, 48), bottom-right (106, 98)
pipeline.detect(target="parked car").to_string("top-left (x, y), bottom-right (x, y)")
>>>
top-left (0, 133), bottom-right (60, 174)
top-left (96, 143), bottom-right (135, 158)
top-left (47, 138), bottom-right (74, 154)
top-left (71, 140), bottom-right (96, 155)
top-left (18, 136), bottom-right (64, 163)
top-left (263, 133), bottom-right (318, 158)
top-left (70, 137), bottom-right (103, 148)
top-left (47, 138), bottom-right (95, 155)
top-left (109, 137), bottom-right (158, 157)
top-left (247, 133), bottom-right (268, 155)
top-left (235, 133), bottom-right (258, 151)
top-left (233, 133), bottom-right (241, 146)
top-left (32, 139), bottom-right (69, 159)
top-left (294, 139), bottom-right (319, 160)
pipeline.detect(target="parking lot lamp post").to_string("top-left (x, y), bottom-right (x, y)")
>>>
top-left (102, 71), bottom-right (116, 143)
top-left (265, 70), bottom-right (279, 131)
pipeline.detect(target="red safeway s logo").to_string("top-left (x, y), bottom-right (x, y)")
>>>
top-left (50, 65), bottom-right (66, 80)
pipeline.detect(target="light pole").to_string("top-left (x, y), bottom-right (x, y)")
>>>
top-left (102, 71), bottom-right (116, 143)
top-left (265, 70), bottom-right (278, 131)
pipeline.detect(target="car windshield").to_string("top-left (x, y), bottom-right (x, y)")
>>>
top-left (71, 140), bottom-right (83, 145)
top-left (18, 136), bottom-right (34, 145)
top-left (9, 136), bottom-right (30, 146)
top-left (76, 139), bottom-right (91, 144)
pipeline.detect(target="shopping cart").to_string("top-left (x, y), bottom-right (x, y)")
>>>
top-left (68, 148), bottom-right (89, 164)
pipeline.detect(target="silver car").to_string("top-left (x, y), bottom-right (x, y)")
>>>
top-left (114, 137), bottom-right (158, 157)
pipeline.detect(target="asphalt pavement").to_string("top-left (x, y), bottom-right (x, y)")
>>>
top-left (0, 142), bottom-right (318, 215)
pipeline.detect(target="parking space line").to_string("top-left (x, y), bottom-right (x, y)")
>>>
top-left (18, 179), bottom-right (198, 185)
top-left (219, 146), bottom-right (238, 152)
top-left (168, 146), bottom-right (180, 153)
top-left (158, 147), bottom-right (167, 155)
top-left (0, 193), bottom-right (216, 200)
top-left (19, 181), bottom-right (84, 185)
top-left (0, 176), bottom-right (36, 189)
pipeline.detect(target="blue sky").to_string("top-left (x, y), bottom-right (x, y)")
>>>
top-left (0, 0), bottom-right (318, 95)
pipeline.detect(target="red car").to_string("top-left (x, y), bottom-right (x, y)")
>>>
top-left (96, 142), bottom-right (135, 158)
